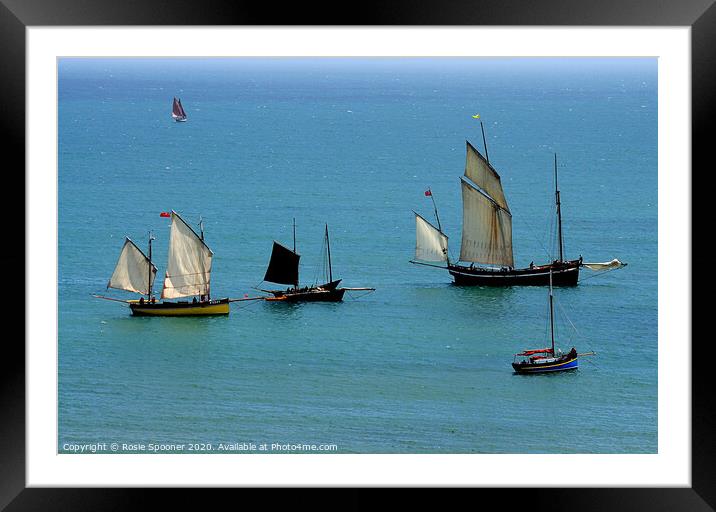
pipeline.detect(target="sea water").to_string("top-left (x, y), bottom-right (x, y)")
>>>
top-left (58, 57), bottom-right (657, 453)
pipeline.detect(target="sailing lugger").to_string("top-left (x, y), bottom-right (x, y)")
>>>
top-left (260, 220), bottom-right (374, 302)
top-left (96, 211), bottom-right (229, 315)
top-left (411, 122), bottom-right (625, 286)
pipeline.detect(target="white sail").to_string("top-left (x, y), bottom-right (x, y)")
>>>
top-left (108, 238), bottom-right (157, 295)
top-left (464, 141), bottom-right (509, 212)
top-left (583, 259), bottom-right (626, 270)
top-left (414, 212), bottom-right (448, 263)
top-left (161, 212), bottom-right (213, 299)
top-left (459, 180), bottom-right (514, 267)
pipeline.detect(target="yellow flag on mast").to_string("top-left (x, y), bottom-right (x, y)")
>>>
top-left (472, 113), bottom-right (480, 119)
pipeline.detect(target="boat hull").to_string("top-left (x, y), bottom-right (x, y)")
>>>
top-left (266, 287), bottom-right (346, 303)
top-left (129, 298), bottom-right (230, 316)
top-left (512, 355), bottom-right (579, 374)
top-left (448, 260), bottom-right (580, 286)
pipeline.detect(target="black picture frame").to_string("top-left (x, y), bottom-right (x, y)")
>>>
top-left (3, 0), bottom-right (704, 509)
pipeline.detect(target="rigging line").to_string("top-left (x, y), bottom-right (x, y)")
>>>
top-left (554, 298), bottom-right (580, 338)
top-left (583, 357), bottom-right (600, 368)
top-left (162, 280), bottom-right (211, 289)
top-left (252, 279), bottom-right (269, 290)
top-left (232, 297), bottom-right (264, 310)
top-left (345, 289), bottom-right (375, 301)
top-left (530, 187), bottom-right (558, 261)
top-left (514, 210), bottom-right (552, 261)
top-left (311, 233), bottom-right (328, 285)
top-left (555, 298), bottom-right (597, 354)
top-left (165, 271), bottom-right (211, 277)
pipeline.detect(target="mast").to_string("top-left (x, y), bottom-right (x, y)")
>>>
top-left (325, 224), bottom-right (333, 283)
top-left (549, 271), bottom-right (555, 353)
top-left (555, 153), bottom-right (564, 262)
top-left (293, 218), bottom-right (298, 287)
top-left (427, 188), bottom-right (442, 233)
top-left (198, 216), bottom-right (206, 298)
top-left (147, 231), bottom-right (155, 300)
top-left (480, 121), bottom-right (490, 164)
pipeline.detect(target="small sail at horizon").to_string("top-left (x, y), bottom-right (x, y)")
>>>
top-left (108, 238), bottom-right (157, 295)
top-left (263, 242), bottom-right (300, 286)
top-left (414, 213), bottom-right (448, 263)
top-left (171, 97), bottom-right (187, 120)
top-left (161, 212), bottom-right (213, 299)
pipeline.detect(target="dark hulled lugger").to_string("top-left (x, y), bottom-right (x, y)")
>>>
top-left (260, 220), bottom-right (373, 302)
top-left (412, 122), bottom-right (611, 286)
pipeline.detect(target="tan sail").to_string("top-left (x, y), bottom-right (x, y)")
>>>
top-left (459, 180), bottom-right (514, 267)
top-left (414, 212), bottom-right (448, 263)
top-left (464, 141), bottom-right (509, 212)
top-left (161, 211), bottom-right (213, 299)
top-left (108, 238), bottom-right (157, 295)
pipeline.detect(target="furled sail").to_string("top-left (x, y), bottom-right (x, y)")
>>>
top-left (108, 238), bottom-right (157, 295)
top-left (464, 140), bottom-right (509, 212)
top-left (414, 212), bottom-right (449, 263)
top-left (582, 259), bottom-right (626, 271)
top-left (161, 211), bottom-right (213, 299)
top-left (459, 179), bottom-right (514, 267)
top-left (263, 241), bottom-right (300, 286)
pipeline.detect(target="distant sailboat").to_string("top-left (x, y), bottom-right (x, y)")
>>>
top-left (97, 211), bottom-right (229, 315)
top-left (260, 220), bottom-right (374, 302)
top-left (411, 121), bottom-right (625, 286)
top-left (511, 271), bottom-right (594, 374)
top-left (172, 97), bottom-right (187, 122)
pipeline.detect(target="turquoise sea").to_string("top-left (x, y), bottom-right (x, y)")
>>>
top-left (58, 57), bottom-right (657, 453)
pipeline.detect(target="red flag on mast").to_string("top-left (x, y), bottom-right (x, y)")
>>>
top-left (424, 189), bottom-right (432, 197)
top-left (160, 212), bottom-right (171, 218)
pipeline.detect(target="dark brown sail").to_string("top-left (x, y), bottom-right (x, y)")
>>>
top-left (172, 97), bottom-right (187, 121)
top-left (263, 241), bottom-right (300, 286)
top-left (260, 223), bottom-right (373, 303)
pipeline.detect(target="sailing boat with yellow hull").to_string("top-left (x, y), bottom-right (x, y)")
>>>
top-left (98, 211), bottom-right (229, 316)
